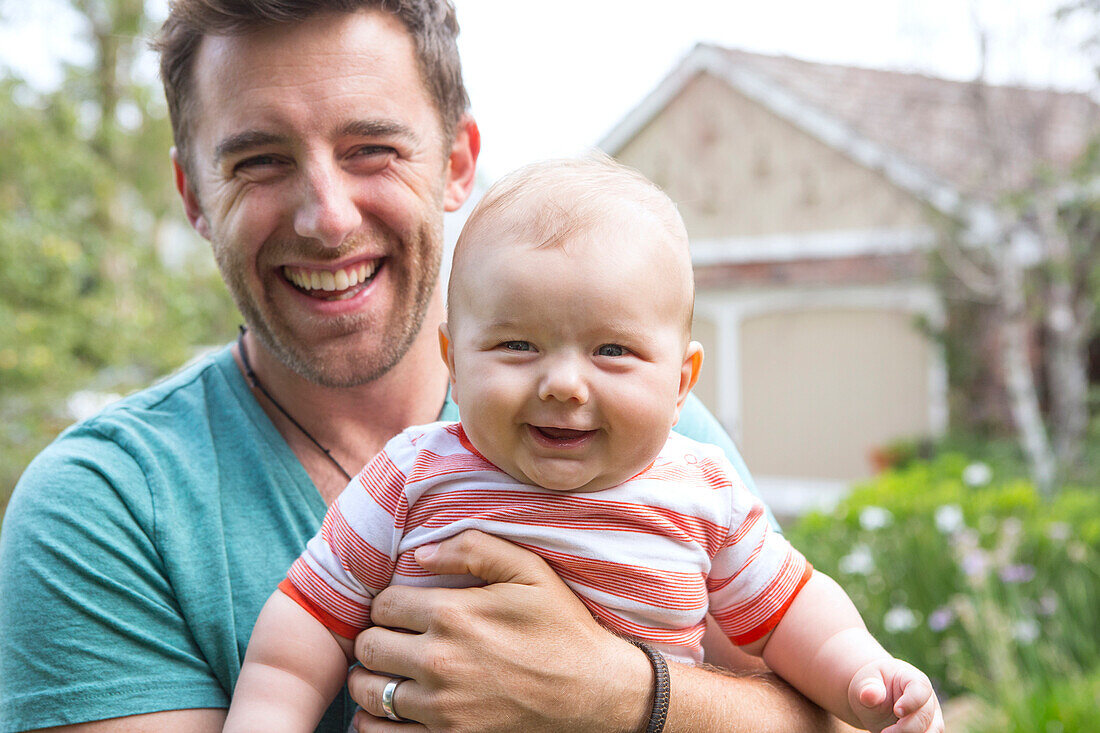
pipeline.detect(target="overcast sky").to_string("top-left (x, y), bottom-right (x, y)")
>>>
top-left (1, 0), bottom-right (1096, 181)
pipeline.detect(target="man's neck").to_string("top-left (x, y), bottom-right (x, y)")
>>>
top-left (234, 304), bottom-right (450, 503)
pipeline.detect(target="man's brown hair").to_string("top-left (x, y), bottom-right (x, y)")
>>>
top-left (154, 0), bottom-right (469, 178)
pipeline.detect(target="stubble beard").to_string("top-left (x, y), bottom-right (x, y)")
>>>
top-left (214, 225), bottom-right (443, 389)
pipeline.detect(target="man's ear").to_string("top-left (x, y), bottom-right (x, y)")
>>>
top-left (438, 323), bottom-right (458, 385)
top-left (674, 341), bottom-right (704, 418)
top-left (443, 116), bottom-right (480, 213)
top-left (171, 148), bottom-right (211, 240)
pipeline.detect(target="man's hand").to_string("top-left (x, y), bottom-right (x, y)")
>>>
top-left (346, 530), bottom-right (651, 733)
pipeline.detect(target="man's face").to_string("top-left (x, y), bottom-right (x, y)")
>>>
top-left (443, 221), bottom-right (700, 493)
top-left (180, 10), bottom-right (464, 386)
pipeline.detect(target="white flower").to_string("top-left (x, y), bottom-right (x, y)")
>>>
top-left (839, 544), bottom-right (875, 575)
top-left (1000, 517), bottom-right (1023, 539)
top-left (1013, 618), bottom-right (1040, 644)
top-left (962, 461), bottom-right (992, 487)
top-left (884, 606), bottom-right (919, 633)
top-left (859, 506), bottom-right (893, 531)
top-left (934, 504), bottom-right (965, 535)
top-left (66, 390), bottom-right (122, 421)
top-left (1046, 522), bottom-right (1071, 542)
top-left (1037, 592), bottom-right (1059, 617)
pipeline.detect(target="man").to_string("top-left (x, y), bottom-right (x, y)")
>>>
top-left (0, 2), bottom-right (853, 731)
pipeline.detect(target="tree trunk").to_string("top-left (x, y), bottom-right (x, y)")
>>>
top-left (1034, 198), bottom-right (1094, 473)
top-left (997, 238), bottom-right (1057, 494)
top-left (1044, 280), bottom-right (1091, 469)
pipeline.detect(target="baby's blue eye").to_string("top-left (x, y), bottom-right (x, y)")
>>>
top-left (504, 341), bottom-right (532, 351)
top-left (596, 344), bottom-right (626, 357)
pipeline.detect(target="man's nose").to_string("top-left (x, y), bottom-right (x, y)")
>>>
top-left (293, 161), bottom-right (362, 248)
top-left (538, 356), bottom-right (589, 404)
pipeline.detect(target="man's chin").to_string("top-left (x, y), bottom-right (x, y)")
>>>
top-left (281, 343), bottom-right (405, 389)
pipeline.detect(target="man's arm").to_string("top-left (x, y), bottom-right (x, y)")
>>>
top-left (345, 530), bottom-right (856, 733)
top-left (31, 709), bottom-right (226, 733)
top-left (0, 435), bottom-right (231, 731)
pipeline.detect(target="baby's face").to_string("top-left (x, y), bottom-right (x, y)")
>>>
top-left (442, 224), bottom-right (700, 493)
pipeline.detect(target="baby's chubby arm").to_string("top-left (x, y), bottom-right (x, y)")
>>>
top-left (741, 572), bottom-right (943, 733)
top-left (224, 589), bottom-right (355, 732)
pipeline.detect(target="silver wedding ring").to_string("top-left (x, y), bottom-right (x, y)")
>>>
top-left (381, 677), bottom-right (407, 722)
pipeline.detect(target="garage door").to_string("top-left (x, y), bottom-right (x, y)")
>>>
top-left (740, 308), bottom-right (931, 480)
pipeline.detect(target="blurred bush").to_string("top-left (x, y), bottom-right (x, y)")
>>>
top-left (1, 69), bottom-right (239, 518)
top-left (787, 453), bottom-right (1100, 725)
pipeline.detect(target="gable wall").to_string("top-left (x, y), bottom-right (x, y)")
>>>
top-left (614, 72), bottom-right (928, 239)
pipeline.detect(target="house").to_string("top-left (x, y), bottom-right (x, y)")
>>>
top-left (599, 45), bottom-right (1099, 515)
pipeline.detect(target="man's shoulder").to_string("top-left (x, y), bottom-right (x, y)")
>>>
top-left (21, 345), bottom-right (243, 490)
top-left (61, 344), bottom-right (237, 445)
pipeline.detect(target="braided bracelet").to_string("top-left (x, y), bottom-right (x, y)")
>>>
top-left (629, 639), bottom-right (670, 733)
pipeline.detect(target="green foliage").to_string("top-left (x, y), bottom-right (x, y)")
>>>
top-left (967, 664), bottom-right (1100, 733)
top-left (1, 64), bottom-right (239, 515)
top-left (788, 455), bottom-right (1100, 724)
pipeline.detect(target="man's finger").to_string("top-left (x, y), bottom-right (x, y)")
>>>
top-left (347, 667), bottom-right (428, 730)
top-left (370, 581), bottom-right (502, 632)
top-left (354, 625), bottom-right (424, 679)
top-left (413, 529), bottom-right (553, 586)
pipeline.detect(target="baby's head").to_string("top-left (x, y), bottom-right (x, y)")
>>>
top-left (440, 155), bottom-right (703, 493)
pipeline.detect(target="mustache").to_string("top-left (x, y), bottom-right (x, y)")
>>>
top-left (267, 231), bottom-right (396, 261)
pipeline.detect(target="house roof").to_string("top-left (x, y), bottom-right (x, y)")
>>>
top-left (600, 44), bottom-right (1100, 220)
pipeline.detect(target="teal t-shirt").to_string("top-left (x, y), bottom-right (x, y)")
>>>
top-left (0, 344), bottom-right (771, 731)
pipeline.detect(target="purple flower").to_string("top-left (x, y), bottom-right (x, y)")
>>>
top-left (998, 564), bottom-right (1035, 584)
top-left (961, 550), bottom-right (989, 578)
top-left (928, 607), bottom-right (955, 632)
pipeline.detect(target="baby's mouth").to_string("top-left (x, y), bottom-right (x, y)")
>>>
top-left (530, 425), bottom-right (596, 447)
top-left (536, 427), bottom-right (592, 440)
top-left (282, 260), bottom-right (381, 301)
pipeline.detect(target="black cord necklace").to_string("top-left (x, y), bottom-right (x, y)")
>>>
top-left (236, 325), bottom-right (352, 481)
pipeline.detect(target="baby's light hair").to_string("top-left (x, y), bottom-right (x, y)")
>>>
top-left (449, 153), bottom-right (694, 332)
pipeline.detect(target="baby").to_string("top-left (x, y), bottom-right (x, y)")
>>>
top-left (226, 156), bottom-right (942, 732)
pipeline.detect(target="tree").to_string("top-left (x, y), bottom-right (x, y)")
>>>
top-left (934, 26), bottom-right (1100, 494)
top-left (1, 0), bottom-right (239, 514)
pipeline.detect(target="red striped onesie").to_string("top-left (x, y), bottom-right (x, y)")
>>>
top-left (281, 421), bottom-right (812, 664)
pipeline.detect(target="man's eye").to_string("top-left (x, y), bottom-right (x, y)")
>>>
top-left (596, 344), bottom-right (626, 357)
top-left (503, 341), bottom-right (532, 352)
top-left (352, 145), bottom-right (395, 158)
top-left (234, 155), bottom-right (282, 171)
top-left (231, 155), bottom-right (291, 182)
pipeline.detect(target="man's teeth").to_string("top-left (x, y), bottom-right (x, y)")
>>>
top-left (283, 261), bottom-right (378, 292)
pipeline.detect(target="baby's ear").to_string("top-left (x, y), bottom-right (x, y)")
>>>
top-left (438, 323), bottom-right (457, 384)
top-left (675, 341), bottom-right (704, 414)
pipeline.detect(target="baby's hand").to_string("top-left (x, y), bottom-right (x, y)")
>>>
top-left (847, 658), bottom-right (944, 733)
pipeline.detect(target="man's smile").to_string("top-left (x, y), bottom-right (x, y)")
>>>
top-left (282, 259), bottom-right (382, 300)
